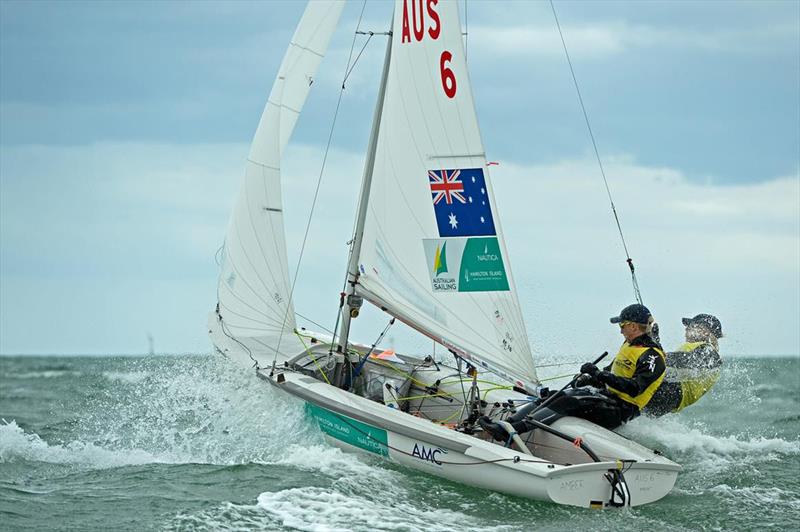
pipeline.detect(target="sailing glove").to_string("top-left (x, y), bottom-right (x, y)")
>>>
top-left (580, 362), bottom-right (599, 376)
top-left (595, 371), bottom-right (614, 385)
top-left (478, 416), bottom-right (509, 442)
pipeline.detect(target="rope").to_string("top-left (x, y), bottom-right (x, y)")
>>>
top-left (549, 0), bottom-right (643, 305)
top-left (217, 307), bottom-right (259, 368)
top-left (536, 361), bottom-right (581, 369)
top-left (539, 372), bottom-right (575, 383)
top-left (398, 392), bottom-right (456, 402)
top-left (368, 360), bottom-right (432, 389)
top-left (273, 1), bottom-right (372, 367)
top-left (481, 385), bottom-right (513, 401)
top-left (294, 332), bottom-right (331, 385)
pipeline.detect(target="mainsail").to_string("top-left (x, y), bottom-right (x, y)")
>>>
top-left (353, 1), bottom-right (538, 387)
top-left (215, 1), bottom-right (344, 361)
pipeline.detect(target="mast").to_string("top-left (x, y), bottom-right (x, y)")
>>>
top-left (337, 27), bottom-right (393, 353)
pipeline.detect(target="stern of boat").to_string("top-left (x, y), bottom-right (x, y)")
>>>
top-left (544, 460), bottom-right (679, 508)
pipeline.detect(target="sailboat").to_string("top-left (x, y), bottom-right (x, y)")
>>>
top-left (209, 0), bottom-right (680, 508)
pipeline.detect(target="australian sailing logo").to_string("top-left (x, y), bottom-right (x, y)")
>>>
top-left (411, 443), bottom-right (447, 466)
top-left (431, 241), bottom-right (457, 292)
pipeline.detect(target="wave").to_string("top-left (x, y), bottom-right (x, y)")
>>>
top-left (5, 370), bottom-right (82, 379)
top-left (1, 356), bottom-right (326, 469)
top-left (707, 484), bottom-right (800, 511)
top-left (163, 444), bottom-right (516, 532)
top-left (254, 486), bottom-right (512, 532)
top-left (624, 416), bottom-right (799, 457)
top-left (0, 420), bottom-right (164, 468)
top-left (100, 371), bottom-right (150, 384)
top-left (620, 415), bottom-right (800, 478)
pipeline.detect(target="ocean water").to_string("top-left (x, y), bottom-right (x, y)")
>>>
top-left (1, 355), bottom-right (798, 531)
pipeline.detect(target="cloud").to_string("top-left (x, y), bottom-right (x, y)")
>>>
top-left (493, 156), bottom-right (799, 274)
top-left (470, 21), bottom-right (799, 59)
top-left (488, 156), bottom-right (799, 356)
top-left (0, 142), bottom-right (244, 279)
top-left (1, 141), bottom-right (797, 354)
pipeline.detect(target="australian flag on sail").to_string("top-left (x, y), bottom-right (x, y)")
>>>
top-left (429, 168), bottom-right (496, 237)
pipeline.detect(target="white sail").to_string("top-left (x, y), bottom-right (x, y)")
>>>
top-left (354, 0), bottom-right (538, 387)
top-left (215, 1), bottom-right (344, 362)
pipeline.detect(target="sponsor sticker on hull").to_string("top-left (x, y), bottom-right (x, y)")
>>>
top-left (305, 403), bottom-right (388, 456)
top-left (411, 442), bottom-right (448, 467)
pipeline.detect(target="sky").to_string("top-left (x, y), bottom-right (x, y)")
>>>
top-left (1, 0), bottom-right (798, 357)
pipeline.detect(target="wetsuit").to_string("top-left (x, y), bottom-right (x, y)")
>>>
top-left (505, 334), bottom-right (666, 432)
top-left (643, 341), bottom-right (721, 416)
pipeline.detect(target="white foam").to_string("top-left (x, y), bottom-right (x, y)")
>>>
top-left (708, 484), bottom-right (800, 510)
top-left (101, 371), bottom-right (149, 384)
top-left (623, 415), bottom-right (800, 458)
top-left (0, 420), bottom-right (164, 468)
top-left (166, 502), bottom-right (268, 531)
top-left (256, 487), bottom-right (509, 532)
top-left (273, 443), bottom-right (394, 478)
top-left (72, 356), bottom-right (320, 466)
top-left (8, 370), bottom-right (81, 379)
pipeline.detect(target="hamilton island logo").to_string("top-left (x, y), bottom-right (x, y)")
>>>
top-left (411, 443), bottom-right (447, 466)
top-left (431, 242), bottom-right (457, 292)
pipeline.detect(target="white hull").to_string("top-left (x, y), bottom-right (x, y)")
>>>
top-left (210, 318), bottom-right (680, 508)
top-left (261, 367), bottom-right (680, 508)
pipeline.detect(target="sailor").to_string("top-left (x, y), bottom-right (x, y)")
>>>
top-left (480, 304), bottom-right (666, 439)
top-left (643, 314), bottom-right (723, 416)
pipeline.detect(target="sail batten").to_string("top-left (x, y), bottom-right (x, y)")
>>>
top-left (352, 1), bottom-right (538, 385)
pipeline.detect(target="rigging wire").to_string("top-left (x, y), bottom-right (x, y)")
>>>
top-left (345, 31), bottom-right (376, 86)
top-left (548, 0), bottom-right (643, 305)
top-left (295, 312), bottom-right (336, 335)
top-left (272, 0), bottom-right (372, 368)
top-left (349, 317), bottom-right (396, 388)
top-left (464, 0), bottom-right (469, 60)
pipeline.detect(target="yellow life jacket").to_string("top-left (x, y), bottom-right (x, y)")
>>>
top-left (674, 341), bottom-right (721, 412)
top-left (607, 341), bottom-right (666, 409)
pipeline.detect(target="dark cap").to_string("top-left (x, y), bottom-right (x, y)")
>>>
top-left (682, 314), bottom-right (723, 338)
top-left (610, 304), bottom-right (652, 325)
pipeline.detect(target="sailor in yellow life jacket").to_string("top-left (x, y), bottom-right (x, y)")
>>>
top-left (480, 304), bottom-right (666, 439)
top-left (575, 303), bottom-right (667, 426)
top-left (644, 314), bottom-right (723, 416)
